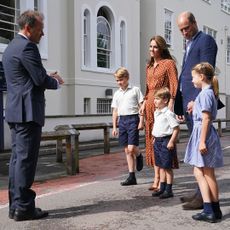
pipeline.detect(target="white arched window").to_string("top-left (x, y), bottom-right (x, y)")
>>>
top-left (97, 8), bottom-right (111, 68)
top-left (120, 21), bottom-right (126, 66)
top-left (83, 9), bottom-right (90, 67)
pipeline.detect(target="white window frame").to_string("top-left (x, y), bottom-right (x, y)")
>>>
top-left (203, 25), bottom-right (217, 40)
top-left (221, 0), bottom-right (230, 14)
top-left (164, 8), bottom-right (173, 47)
top-left (97, 98), bottom-right (112, 114)
top-left (0, 0), bottom-right (48, 59)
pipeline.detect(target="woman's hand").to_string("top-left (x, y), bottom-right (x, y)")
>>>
top-left (139, 101), bottom-right (146, 116)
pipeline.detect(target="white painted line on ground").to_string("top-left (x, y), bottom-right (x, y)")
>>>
top-left (0, 174), bottom-right (126, 210)
top-left (222, 145), bottom-right (230, 150)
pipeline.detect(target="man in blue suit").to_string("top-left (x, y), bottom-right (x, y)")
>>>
top-left (174, 11), bottom-right (217, 210)
top-left (2, 10), bottom-right (64, 221)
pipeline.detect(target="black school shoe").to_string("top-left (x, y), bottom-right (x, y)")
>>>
top-left (14, 208), bottom-right (48, 221)
top-left (120, 177), bottom-right (137, 186)
top-left (136, 153), bottom-right (143, 171)
top-left (159, 191), bottom-right (174, 199)
top-left (192, 212), bottom-right (216, 223)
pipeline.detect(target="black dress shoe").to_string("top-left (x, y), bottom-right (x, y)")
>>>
top-left (159, 191), bottom-right (174, 199)
top-left (14, 208), bottom-right (48, 221)
top-left (136, 153), bottom-right (143, 171)
top-left (192, 212), bottom-right (216, 223)
top-left (120, 178), bottom-right (137, 186)
top-left (152, 190), bottom-right (164, 197)
top-left (9, 209), bottom-right (14, 219)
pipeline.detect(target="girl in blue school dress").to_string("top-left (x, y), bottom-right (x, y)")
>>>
top-left (184, 62), bottom-right (223, 223)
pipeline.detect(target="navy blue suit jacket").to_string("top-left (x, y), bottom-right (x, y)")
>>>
top-left (2, 34), bottom-right (58, 126)
top-left (174, 31), bottom-right (217, 115)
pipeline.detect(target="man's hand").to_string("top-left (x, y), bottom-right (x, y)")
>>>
top-left (50, 71), bottom-right (64, 85)
top-left (187, 101), bottom-right (194, 114)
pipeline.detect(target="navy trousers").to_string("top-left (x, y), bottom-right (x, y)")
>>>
top-left (8, 122), bottom-right (42, 212)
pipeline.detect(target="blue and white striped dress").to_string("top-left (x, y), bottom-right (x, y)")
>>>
top-left (184, 86), bottom-right (223, 168)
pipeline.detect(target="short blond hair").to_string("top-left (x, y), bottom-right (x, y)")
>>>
top-left (114, 67), bottom-right (129, 79)
top-left (154, 87), bottom-right (171, 103)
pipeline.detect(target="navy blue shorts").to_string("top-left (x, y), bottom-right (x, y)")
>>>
top-left (118, 114), bottom-right (139, 147)
top-left (153, 136), bottom-right (177, 169)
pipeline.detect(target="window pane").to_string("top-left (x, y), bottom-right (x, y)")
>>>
top-left (164, 9), bottom-right (172, 47)
top-left (97, 15), bottom-right (111, 68)
top-left (221, 0), bottom-right (230, 13)
top-left (83, 10), bottom-right (90, 67)
top-left (0, 0), bottom-right (19, 44)
top-left (84, 98), bottom-right (91, 114)
top-left (97, 98), bottom-right (112, 114)
top-left (34, 0), bottom-right (39, 11)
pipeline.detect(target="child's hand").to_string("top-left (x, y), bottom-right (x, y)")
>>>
top-left (199, 142), bottom-right (208, 154)
top-left (176, 115), bottom-right (185, 122)
top-left (167, 141), bottom-right (174, 150)
top-left (112, 129), bottom-right (118, 137)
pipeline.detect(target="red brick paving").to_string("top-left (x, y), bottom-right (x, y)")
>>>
top-left (0, 151), bottom-right (128, 206)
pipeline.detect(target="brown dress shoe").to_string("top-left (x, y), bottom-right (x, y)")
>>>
top-left (180, 192), bottom-right (197, 203)
top-left (182, 196), bottom-right (203, 210)
top-left (148, 186), bottom-right (159, 191)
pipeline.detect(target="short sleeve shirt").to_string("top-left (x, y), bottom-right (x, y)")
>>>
top-left (152, 107), bottom-right (179, 137)
top-left (111, 85), bottom-right (144, 116)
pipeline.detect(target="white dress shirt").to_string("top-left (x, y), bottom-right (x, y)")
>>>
top-left (152, 107), bottom-right (179, 137)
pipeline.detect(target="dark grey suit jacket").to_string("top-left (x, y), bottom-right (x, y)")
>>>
top-left (174, 31), bottom-right (218, 115)
top-left (2, 34), bottom-right (58, 126)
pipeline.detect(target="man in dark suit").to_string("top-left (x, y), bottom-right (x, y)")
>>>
top-left (2, 10), bottom-right (64, 221)
top-left (174, 11), bottom-right (217, 210)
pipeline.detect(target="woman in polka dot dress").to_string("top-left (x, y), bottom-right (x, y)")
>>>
top-left (139, 35), bottom-right (179, 191)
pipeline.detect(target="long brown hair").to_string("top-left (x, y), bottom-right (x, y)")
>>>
top-left (147, 35), bottom-right (173, 68)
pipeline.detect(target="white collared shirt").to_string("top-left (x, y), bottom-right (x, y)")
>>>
top-left (152, 107), bottom-right (179, 137)
top-left (111, 85), bottom-right (144, 116)
top-left (18, 32), bottom-right (29, 40)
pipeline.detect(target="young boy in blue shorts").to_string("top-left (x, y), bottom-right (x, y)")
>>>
top-left (112, 67), bottom-right (144, 186)
top-left (151, 87), bottom-right (180, 198)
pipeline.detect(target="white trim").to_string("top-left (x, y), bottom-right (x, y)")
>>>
top-left (38, 0), bottom-right (48, 59)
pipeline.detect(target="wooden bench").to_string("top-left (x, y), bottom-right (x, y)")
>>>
top-left (179, 118), bottom-right (230, 138)
top-left (47, 119), bottom-right (229, 174)
top-left (213, 119), bottom-right (230, 136)
top-left (41, 128), bottom-right (80, 175)
top-left (55, 122), bottom-right (112, 154)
